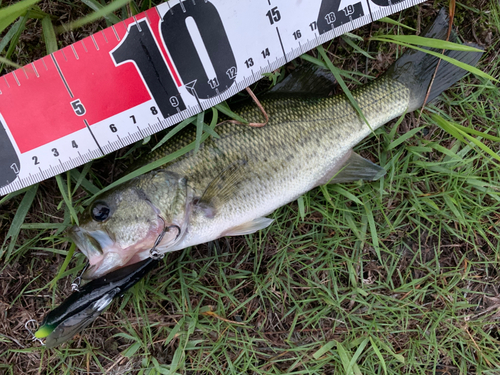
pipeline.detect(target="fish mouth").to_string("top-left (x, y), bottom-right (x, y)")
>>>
top-left (68, 226), bottom-right (127, 279)
top-left (83, 252), bottom-right (125, 280)
top-left (68, 222), bottom-right (185, 280)
top-left (68, 227), bottom-right (115, 258)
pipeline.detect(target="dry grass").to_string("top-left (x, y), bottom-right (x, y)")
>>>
top-left (1, 0), bottom-right (500, 374)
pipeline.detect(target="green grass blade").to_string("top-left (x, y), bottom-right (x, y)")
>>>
top-left (122, 341), bottom-right (142, 357)
top-left (337, 341), bottom-right (353, 374)
top-left (151, 116), bottom-right (196, 152)
top-left (1, 11), bottom-right (29, 72)
top-left (194, 112), bottom-right (204, 153)
top-left (364, 199), bottom-right (380, 260)
top-left (58, 0), bottom-right (130, 31)
top-left (432, 115), bottom-right (466, 142)
top-left (379, 16), bottom-right (415, 30)
top-left (0, 0), bottom-right (38, 34)
top-left (442, 193), bottom-right (465, 225)
top-left (301, 53), bottom-right (373, 80)
top-left (209, 106), bottom-right (218, 129)
top-left (202, 122), bottom-right (220, 139)
top-left (388, 111), bottom-right (407, 143)
top-left (376, 339), bottom-right (405, 363)
top-left (0, 56), bottom-right (21, 68)
top-left (369, 337), bottom-right (388, 375)
top-left (70, 164), bottom-right (100, 195)
top-left (387, 126), bottom-right (425, 150)
top-left (317, 45), bottom-right (372, 131)
top-left (163, 317), bottom-right (185, 346)
top-left (369, 37), bottom-right (495, 82)
top-left (55, 174), bottom-right (79, 226)
top-left (432, 114), bottom-right (500, 163)
top-left (297, 195), bottom-right (306, 220)
top-left (330, 185), bottom-right (363, 205)
top-left (0, 186), bottom-right (31, 206)
top-left (215, 103), bottom-right (248, 125)
top-left (451, 122), bottom-right (500, 142)
top-left (347, 337), bottom-right (369, 374)
top-left (342, 35), bottom-right (373, 59)
top-left (85, 130), bottom-right (213, 203)
top-left (313, 340), bottom-right (336, 359)
top-left (41, 15), bottom-right (57, 54)
top-left (80, 0), bottom-right (122, 24)
top-left (49, 242), bottom-right (77, 290)
top-left (373, 34), bottom-right (483, 51)
top-left (0, 18), bottom-right (22, 54)
top-left (1, 184), bottom-right (38, 261)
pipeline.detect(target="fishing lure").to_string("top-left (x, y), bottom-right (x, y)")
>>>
top-left (35, 257), bottom-right (159, 348)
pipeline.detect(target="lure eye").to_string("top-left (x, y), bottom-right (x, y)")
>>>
top-left (91, 202), bottom-right (110, 222)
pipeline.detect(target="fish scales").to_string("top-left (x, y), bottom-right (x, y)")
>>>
top-left (69, 9), bottom-right (483, 279)
top-left (38, 10), bottom-right (484, 346)
top-left (141, 77), bottom-right (409, 251)
top-left (148, 77), bottom-right (408, 193)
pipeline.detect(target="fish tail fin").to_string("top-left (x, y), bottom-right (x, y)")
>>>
top-left (386, 8), bottom-right (483, 112)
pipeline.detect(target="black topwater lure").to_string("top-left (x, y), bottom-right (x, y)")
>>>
top-left (35, 258), bottom-right (159, 348)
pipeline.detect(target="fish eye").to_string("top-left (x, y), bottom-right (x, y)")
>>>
top-left (91, 202), bottom-right (110, 222)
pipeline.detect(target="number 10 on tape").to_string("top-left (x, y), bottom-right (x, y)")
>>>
top-left (0, 0), bottom-right (425, 196)
top-left (0, 1), bottom-right (238, 193)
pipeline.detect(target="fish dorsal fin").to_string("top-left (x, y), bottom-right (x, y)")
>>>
top-left (316, 151), bottom-right (386, 186)
top-left (268, 62), bottom-right (336, 96)
top-left (197, 159), bottom-right (247, 216)
top-left (222, 217), bottom-right (274, 237)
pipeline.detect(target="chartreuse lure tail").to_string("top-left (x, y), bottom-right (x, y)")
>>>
top-left (35, 258), bottom-right (158, 347)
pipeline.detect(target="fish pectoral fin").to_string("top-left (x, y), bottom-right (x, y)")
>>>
top-left (222, 217), bottom-right (274, 237)
top-left (198, 159), bottom-right (248, 212)
top-left (316, 151), bottom-right (386, 186)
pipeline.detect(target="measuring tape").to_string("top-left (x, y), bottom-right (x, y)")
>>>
top-left (0, 0), bottom-right (426, 196)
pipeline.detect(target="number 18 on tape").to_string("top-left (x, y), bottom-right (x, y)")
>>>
top-left (0, 0), bottom-right (424, 196)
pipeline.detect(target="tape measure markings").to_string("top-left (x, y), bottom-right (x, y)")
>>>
top-left (0, 0), bottom-right (427, 196)
top-left (50, 54), bottom-right (75, 98)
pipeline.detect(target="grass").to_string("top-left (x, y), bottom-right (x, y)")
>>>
top-left (1, 0), bottom-right (500, 374)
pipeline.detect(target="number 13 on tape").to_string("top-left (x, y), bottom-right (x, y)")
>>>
top-left (0, 0), bottom-right (425, 196)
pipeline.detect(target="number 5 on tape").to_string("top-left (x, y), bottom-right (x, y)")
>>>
top-left (0, 0), bottom-right (425, 196)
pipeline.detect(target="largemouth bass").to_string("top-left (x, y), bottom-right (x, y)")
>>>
top-left (70, 10), bottom-right (482, 280)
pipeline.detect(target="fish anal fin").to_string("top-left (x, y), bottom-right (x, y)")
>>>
top-left (316, 151), bottom-right (386, 186)
top-left (222, 217), bottom-right (274, 237)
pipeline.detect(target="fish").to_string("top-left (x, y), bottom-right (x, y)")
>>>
top-left (35, 9), bottom-right (483, 348)
top-left (69, 9), bottom-right (482, 280)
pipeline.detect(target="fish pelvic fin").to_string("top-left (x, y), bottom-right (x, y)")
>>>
top-left (222, 217), bottom-right (274, 237)
top-left (315, 150), bottom-right (386, 187)
top-left (385, 8), bottom-right (483, 112)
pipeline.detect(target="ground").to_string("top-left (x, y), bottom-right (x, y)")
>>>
top-left (1, 0), bottom-right (500, 374)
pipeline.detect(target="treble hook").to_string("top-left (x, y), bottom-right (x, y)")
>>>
top-left (71, 263), bottom-right (89, 292)
top-left (149, 216), bottom-right (180, 260)
top-left (25, 319), bottom-right (44, 345)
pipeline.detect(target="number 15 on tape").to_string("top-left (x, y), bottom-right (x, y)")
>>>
top-left (0, 0), bottom-right (424, 196)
